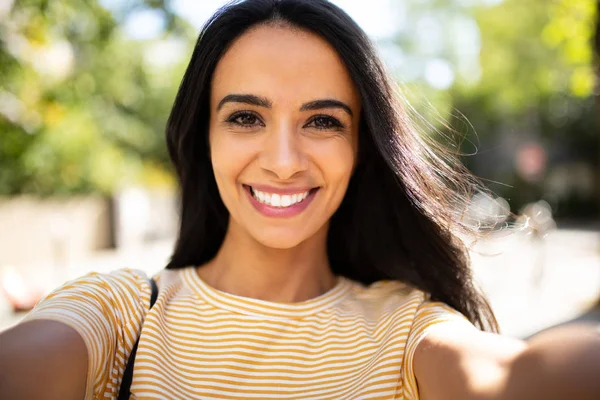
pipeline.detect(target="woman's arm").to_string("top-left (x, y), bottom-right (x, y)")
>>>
top-left (503, 324), bottom-right (600, 400)
top-left (0, 269), bottom-right (154, 400)
top-left (414, 322), bottom-right (600, 400)
top-left (0, 320), bottom-right (88, 400)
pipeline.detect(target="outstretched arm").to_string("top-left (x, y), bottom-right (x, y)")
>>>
top-left (0, 269), bottom-right (154, 400)
top-left (414, 322), bottom-right (600, 400)
top-left (0, 320), bottom-right (88, 400)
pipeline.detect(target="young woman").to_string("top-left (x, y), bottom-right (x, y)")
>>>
top-left (1, 0), bottom-right (599, 399)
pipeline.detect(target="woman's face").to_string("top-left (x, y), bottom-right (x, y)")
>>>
top-left (209, 24), bottom-right (361, 249)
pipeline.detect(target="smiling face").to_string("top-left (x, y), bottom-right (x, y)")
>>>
top-left (209, 24), bottom-right (361, 249)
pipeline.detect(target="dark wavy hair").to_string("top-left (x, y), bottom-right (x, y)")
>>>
top-left (165, 0), bottom-right (499, 332)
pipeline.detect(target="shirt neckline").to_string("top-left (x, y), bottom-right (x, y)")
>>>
top-left (182, 266), bottom-right (353, 319)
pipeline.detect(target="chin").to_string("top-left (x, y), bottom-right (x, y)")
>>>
top-left (250, 227), bottom-right (310, 250)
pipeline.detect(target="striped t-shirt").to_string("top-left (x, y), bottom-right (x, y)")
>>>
top-left (24, 266), bottom-right (474, 400)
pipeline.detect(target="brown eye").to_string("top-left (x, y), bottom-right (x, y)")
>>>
top-left (226, 111), bottom-right (264, 127)
top-left (237, 113), bottom-right (257, 125)
top-left (306, 115), bottom-right (344, 130)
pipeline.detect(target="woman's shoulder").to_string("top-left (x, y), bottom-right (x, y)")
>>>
top-left (23, 267), bottom-right (158, 332)
top-left (47, 267), bottom-right (152, 291)
top-left (28, 268), bottom-right (153, 308)
top-left (38, 266), bottom-right (191, 307)
top-left (45, 265), bottom-right (188, 295)
top-left (338, 278), bottom-right (424, 320)
top-left (19, 267), bottom-right (165, 398)
top-left (342, 277), bottom-right (471, 327)
top-left (345, 277), bottom-right (425, 305)
top-left (336, 277), bottom-right (475, 398)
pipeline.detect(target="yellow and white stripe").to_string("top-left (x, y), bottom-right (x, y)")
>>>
top-left (24, 267), bottom-right (472, 399)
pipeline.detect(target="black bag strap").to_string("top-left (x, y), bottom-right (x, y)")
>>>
top-left (117, 278), bottom-right (159, 400)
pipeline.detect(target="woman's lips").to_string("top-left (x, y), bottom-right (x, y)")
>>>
top-left (244, 185), bottom-right (318, 218)
top-left (248, 183), bottom-right (315, 195)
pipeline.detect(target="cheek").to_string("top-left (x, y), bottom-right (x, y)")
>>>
top-left (210, 133), bottom-right (254, 178)
top-left (311, 138), bottom-right (356, 181)
top-left (209, 133), bottom-right (250, 207)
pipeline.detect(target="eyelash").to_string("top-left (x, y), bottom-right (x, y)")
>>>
top-left (226, 111), bottom-right (264, 128)
top-left (225, 111), bottom-right (346, 131)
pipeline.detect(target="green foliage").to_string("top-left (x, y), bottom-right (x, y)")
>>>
top-left (386, 0), bottom-right (598, 217)
top-left (0, 0), bottom-right (195, 196)
top-left (460, 0), bottom-right (596, 113)
top-left (454, 0), bottom-right (598, 216)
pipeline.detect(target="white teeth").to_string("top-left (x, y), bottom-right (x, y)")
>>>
top-left (251, 187), bottom-right (312, 208)
top-left (271, 193), bottom-right (281, 207)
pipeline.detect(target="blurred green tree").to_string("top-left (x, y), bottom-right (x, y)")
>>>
top-left (0, 0), bottom-right (195, 196)
top-left (387, 0), bottom-right (598, 217)
top-left (458, 0), bottom-right (598, 217)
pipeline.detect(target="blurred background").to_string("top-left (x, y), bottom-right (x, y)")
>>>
top-left (0, 0), bottom-right (599, 337)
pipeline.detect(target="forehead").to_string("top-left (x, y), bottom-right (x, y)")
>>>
top-left (211, 24), bottom-right (360, 110)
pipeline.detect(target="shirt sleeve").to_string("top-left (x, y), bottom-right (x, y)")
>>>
top-left (22, 269), bottom-right (153, 400)
top-left (402, 298), bottom-right (476, 400)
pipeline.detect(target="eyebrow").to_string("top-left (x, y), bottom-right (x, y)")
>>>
top-left (300, 99), bottom-right (353, 117)
top-left (217, 94), bottom-right (271, 111)
top-left (216, 94), bottom-right (354, 117)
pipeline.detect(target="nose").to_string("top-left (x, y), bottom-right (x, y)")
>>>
top-left (259, 121), bottom-right (308, 180)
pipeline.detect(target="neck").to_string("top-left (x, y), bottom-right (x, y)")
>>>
top-left (197, 222), bottom-right (336, 303)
